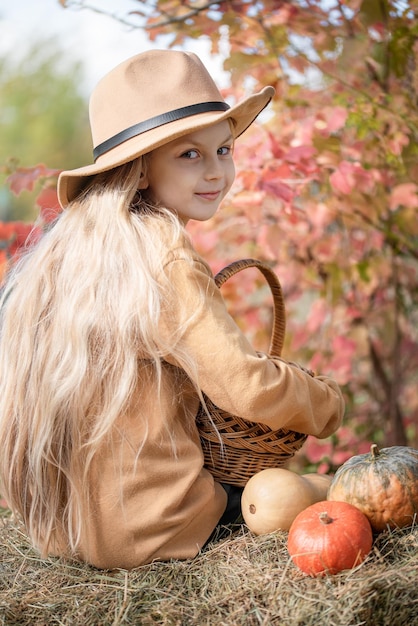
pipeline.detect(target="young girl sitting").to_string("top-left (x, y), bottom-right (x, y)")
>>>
top-left (0, 49), bottom-right (344, 570)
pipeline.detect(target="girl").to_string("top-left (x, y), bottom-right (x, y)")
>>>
top-left (0, 50), bottom-right (344, 570)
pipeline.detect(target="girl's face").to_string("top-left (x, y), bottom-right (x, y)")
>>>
top-left (143, 120), bottom-right (235, 224)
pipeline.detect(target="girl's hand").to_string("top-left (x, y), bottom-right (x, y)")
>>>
top-left (273, 356), bottom-right (315, 377)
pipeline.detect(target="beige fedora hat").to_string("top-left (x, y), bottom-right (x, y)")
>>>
top-left (57, 49), bottom-right (275, 207)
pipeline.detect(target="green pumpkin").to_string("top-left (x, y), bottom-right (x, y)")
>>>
top-left (327, 444), bottom-right (418, 532)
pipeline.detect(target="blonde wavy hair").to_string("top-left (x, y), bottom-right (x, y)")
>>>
top-left (0, 158), bottom-right (201, 555)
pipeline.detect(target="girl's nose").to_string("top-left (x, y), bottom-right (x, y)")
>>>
top-left (204, 156), bottom-right (224, 180)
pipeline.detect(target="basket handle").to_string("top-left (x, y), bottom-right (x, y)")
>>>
top-left (214, 258), bottom-right (285, 357)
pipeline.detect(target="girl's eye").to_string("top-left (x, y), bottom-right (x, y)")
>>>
top-left (181, 149), bottom-right (199, 159)
top-left (218, 146), bottom-right (232, 156)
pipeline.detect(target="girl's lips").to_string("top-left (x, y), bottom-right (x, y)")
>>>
top-left (196, 191), bottom-right (221, 201)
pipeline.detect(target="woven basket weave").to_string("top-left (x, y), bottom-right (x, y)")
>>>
top-left (196, 258), bottom-right (307, 487)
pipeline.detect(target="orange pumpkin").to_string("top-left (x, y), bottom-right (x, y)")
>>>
top-left (287, 500), bottom-right (373, 576)
top-left (241, 468), bottom-right (332, 535)
top-left (327, 444), bottom-right (418, 532)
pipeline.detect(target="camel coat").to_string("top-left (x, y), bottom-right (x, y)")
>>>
top-left (63, 229), bottom-right (344, 570)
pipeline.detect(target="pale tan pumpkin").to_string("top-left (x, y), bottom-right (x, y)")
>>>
top-left (241, 468), bottom-right (332, 535)
top-left (302, 472), bottom-right (333, 498)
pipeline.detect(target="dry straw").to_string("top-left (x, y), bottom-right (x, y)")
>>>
top-left (0, 511), bottom-right (417, 625)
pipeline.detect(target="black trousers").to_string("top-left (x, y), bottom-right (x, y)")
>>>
top-left (217, 483), bottom-right (244, 525)
top-left (204, 483), bottom-right (244, 547)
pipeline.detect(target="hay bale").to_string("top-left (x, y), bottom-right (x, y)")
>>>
top-left (0, 515), bottom-right (417, 625)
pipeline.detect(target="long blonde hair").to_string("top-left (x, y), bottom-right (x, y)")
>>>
top-left (0, 158), bottom-right (197, 555)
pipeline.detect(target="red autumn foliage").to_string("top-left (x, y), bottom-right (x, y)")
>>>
top-left (1, 0), bottom-right (417, 473)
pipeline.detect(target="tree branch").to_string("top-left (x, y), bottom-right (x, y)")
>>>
top-left (63, 0), bottom-right (225, 30)
top-left (285, 38), bottom-right (418, 137)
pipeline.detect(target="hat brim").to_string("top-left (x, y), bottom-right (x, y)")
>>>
top-left (57, 86), bottom-right (274, 207)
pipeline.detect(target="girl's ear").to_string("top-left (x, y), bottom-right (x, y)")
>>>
top-left (137, 171), bottom-right (149, 190)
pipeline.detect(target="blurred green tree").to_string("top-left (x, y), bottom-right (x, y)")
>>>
top-left (0, 39), bottom-right (91, 221)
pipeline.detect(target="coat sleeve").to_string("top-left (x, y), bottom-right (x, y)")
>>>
top-left (158, 251), bottom-right (344, 439)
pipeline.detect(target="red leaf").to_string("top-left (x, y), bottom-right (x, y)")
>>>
top-left (319, 106), bottom-right (348, 133)
top-left (284, 145), bottom-right (317, 164)
top-left (304, 438), bottom-right (333, 463)
top-left (261, 165), bottom-right (295, 202)
top-left (6, 164), bottom-right (60, 196)
top-left (0, 222), bottom-right (15, 241)
top-left (330, 161), bottom-right (376, 195)
top-left (263, 179), bottom-right (294, 202)
top-left (267, 131), bottom-right (284, 159)
top-left (326, 336), bottom-right (357, 385)
top-left (36, 187), bottom-right (62, 223)
top-left (306, 299), bottom-right (329, 334)
top-left (389, 183), bottom-right (418, 211)
top-left (1, 221), bottom-right (41, 257)
top-left (329, 161), bottom-right (356, 194)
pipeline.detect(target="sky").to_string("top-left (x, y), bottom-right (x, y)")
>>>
top-left (0, 0), bottom-right (228, 94)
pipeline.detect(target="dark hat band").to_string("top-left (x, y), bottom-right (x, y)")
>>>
top-left (93, 101), bottom-right (230, 161)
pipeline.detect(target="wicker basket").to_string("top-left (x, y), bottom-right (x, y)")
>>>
top-left (196, 258), bottom-right (307, 487)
